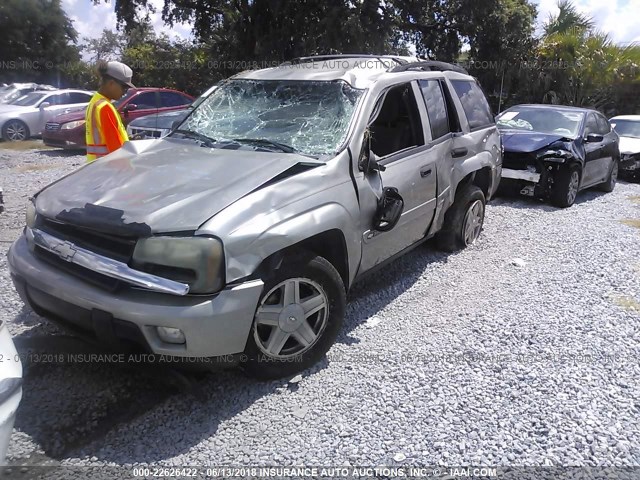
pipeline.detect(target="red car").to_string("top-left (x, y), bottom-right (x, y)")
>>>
top-left (43, 87), bottom-right (194, 150)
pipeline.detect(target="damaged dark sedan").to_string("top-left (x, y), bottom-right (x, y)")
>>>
top-left (497, 105), bottom-right (619, 207)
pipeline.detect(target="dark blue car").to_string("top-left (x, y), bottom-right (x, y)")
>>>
top-left (497, 105), bottom-right (619, 207)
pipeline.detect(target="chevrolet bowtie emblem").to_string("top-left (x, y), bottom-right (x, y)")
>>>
top-left (52, 241), bottom-right (77, 262)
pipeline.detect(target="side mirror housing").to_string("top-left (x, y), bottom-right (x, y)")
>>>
top-left (585, 133), bottom-right (604, 143)
top-left (373, 187), bottom-right (404, 232)
top-left (123, 103), bottom-right (137, 114)
top-left (39, 102), bottom-right (50, 109)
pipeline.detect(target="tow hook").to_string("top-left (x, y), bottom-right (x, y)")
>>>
top-left (520, 185), bottom-right (535, 196)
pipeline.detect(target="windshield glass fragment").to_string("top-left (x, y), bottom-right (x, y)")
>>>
top-left (177, 79), bottom-right (365, 156)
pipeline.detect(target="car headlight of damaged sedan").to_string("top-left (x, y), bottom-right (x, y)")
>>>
top-left (25, 198), bottom-right (37, 228)
top-left (132, 236), bottom-right (225, 294)
top-left (60, 120), bottom-right (86, 130)
top-left (538, 149), bottom-right (572, 163)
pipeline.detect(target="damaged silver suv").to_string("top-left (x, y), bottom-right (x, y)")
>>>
top-left (8, 56), bottom-right (501, 379)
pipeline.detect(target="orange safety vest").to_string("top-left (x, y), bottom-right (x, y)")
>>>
top-left (85, 92), bottom-right (129, 162)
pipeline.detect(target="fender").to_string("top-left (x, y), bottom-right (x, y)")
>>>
top-left (220, 202), bottom-right (360, 286)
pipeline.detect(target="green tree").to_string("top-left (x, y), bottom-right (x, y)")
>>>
top-left (535, 1), bottom-right (640, 114)
top-left (0, 0), bottom-right (81, 85)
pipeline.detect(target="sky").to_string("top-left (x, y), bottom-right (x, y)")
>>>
top-left (63, 0), bottom-right (640, 57)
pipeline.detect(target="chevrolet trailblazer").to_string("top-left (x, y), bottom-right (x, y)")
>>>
top-left (9, 56), bottom-right (502, 379)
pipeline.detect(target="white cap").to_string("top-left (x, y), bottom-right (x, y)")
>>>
top-left (105, 61), bottom-right (135, 88)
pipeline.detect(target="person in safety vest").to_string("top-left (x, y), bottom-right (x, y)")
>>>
top-left (85, 60), bottom-right (135, 162)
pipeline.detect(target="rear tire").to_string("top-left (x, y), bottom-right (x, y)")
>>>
top-left (2, 120), bottom-right (30, 142)
top-left (435, 184), bottom-right (486, 252)
top-left (598, 159), bottom-right (618, 193)
top-left (242, 252), bottom-right (346, 380)
top-left (550, 164), bottom-right (580, 208)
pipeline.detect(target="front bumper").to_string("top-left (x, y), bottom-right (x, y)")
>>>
top-left (501, 168), bottom-right (541, 183)
top-left (8, 234), bottom-right (263, 357)
top-left (620, 155), bottom-right (640, 173)
top-left (42, 126), bottom-right (85, 150)
top-left (0, 325), bottom-right (22, 464)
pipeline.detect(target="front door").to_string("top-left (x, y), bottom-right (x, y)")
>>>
top-left (356, 82), bottom-right (438, 273)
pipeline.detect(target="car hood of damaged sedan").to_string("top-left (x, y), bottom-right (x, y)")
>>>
top-left (500, 131), bottom-right (574, 154)
top-left (34, 138), bottom-right (323, 234)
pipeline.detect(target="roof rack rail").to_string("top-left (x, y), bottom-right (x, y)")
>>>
top-left (390, 60), bottom-right (468, 75)
top-left (282, 55), bottom-right (409, 66)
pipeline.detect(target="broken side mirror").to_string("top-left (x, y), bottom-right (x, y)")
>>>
top-left (373, 187), bottom-right (404, 232)
top-left (358, 128), bottom-right (386, 174)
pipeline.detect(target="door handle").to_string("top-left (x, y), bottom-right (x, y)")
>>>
top-left (451, 147), bottom-right (468, 158)
top-left (420, 167), bottom-right (432, 178)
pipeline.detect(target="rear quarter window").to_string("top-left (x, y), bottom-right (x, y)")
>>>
top-left (450, 80), bottom-right (494, 130)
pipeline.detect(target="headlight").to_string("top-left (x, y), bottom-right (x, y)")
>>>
top-left (61, 120), bottom-right (85, 130)
top-left (132, 236), bottom-right (224, 294)
top-left (25, 198), bottom-right (37, 228)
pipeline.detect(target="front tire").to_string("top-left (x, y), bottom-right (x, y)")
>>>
top-left (2, 120), bottom-right (30, 142)
top-left (598, 159), bottom-right (618, 193)
top-left (242, 253), bottom-right (346, 380)
top-left (550, 164), bottom-right (580, 208)
top-left (435, 184), bottom-right (486, 252)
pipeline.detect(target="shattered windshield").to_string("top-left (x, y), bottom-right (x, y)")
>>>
top-left (176, 79), bottom-right (365, 157)
top-left (611, 119), bottom-right (640, 139)
top-left (497, 108), bottom-right (584, 137)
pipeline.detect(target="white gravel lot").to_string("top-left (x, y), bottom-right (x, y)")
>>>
top-left (1, 146), bottom-right (639, 473)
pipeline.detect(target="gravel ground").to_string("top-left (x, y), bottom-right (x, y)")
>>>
top-left (1, 146), bottom-right (639, 473)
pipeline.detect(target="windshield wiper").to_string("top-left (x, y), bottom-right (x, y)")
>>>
top-left (173, 129), bottom-right (216, 147)
top-left (232, 138), bottom-right (297, 153)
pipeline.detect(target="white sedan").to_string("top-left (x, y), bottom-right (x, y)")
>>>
top-left (0, 89), bottom-right (93, 141)
top-left (610, 115), bottom-right (640, 179)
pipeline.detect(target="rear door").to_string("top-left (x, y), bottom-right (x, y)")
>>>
top-left (122, 91), bottom-right (159, 124)
top-left (582, 112), bottom-right (605, 186)
top-left (447, 78), bottom-right (497, 179)
top-left (595, 113), bottom-right (617, 180)
top-left (158, 91), bottom-right (192, 114)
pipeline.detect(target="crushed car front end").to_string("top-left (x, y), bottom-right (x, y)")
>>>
top-left (500, 135), bottom-right (582, 198)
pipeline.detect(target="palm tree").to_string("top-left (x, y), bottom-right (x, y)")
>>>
top-left (536, 0), bottom-right (640, 113)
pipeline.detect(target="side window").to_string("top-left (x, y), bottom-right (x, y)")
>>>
top-left (418, 79), bottom-right (450, 140)
top-left (67, 92), bottom-right (91, 104)
top-left (369, 83), bottom-right (424, 158)
top-left (160, 91), bottom-right (191, 107)
top-left (595, 114), bottom-right (611, 135)
top-left (46, 93), bottom-right (68, 105)
top-left (450, 80), bottom-right (494, 130)
top-left (584, 113), bottom-right (598, 136)
top-left (133, 92), bottom-right (158, 109)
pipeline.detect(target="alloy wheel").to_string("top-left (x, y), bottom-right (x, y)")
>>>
top-left (462, 199), bottom-right (484, 246)
top-left (6, 121), bottom-right (26, 141)
top-left (253, 277), bottom-right (329, 358)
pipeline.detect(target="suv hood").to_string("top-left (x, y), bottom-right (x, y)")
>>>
top-left (130, 109), bottom-right (189, 129)
top-left (501, 131), bottom-right (571, 153)
top-left (619, 136), bottom-right (640, 155)
top-left (35, 138), bottom-right (322, 233)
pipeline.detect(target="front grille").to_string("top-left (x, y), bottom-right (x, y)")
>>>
top-left (45, 123), bottom-right (60, 131)
top-left (35, 245), bottom-right (122, 292)
top-left (503, 151), bottom-right (536, 170)
top-left (38, 217), bottom-right (137, 263)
